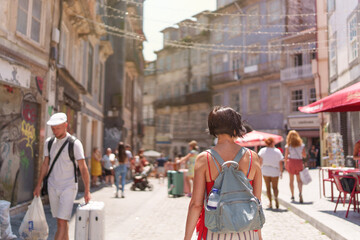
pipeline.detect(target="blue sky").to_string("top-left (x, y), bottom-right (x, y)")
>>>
top-left (143, 0), bottom-right (216, 61)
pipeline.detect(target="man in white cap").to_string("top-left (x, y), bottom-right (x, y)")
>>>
top-left (33, 112), bottom-right (90, 240)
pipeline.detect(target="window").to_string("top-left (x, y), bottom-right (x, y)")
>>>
top-left (157, 57), bottom-right (164, 72)
top-left (166, 55), bottom-right (172, 71)
top-left (348, 14), bottom-right (358, 62)
top-left (291, 89), bottom-right (303, 112)
top-left (213, 22), bottom-right (222, 42)
top-left (248, 88), bottom-right (260, 112)
top-left (247, 5), bottom-right (260, 31)
top-left (267, 0), bottom-right (281, 23)
top-left (87, 44), bottom-right (94, 93)
top-left (229, 16), bottom-right (241, 37)
top-left (232, 54), bottom-right (241, 80)
top-left (230, 91), bottom-right (241, 112)
top-left (200, 76), bottom-right (208, 90)
top-left (213, 94), bottom-right (223, 106)
top-left (294, 53), bottom-right (303, 67)
top-left (246, 45), bottom-right (259, 66)
top-left (212, 55), bottom-right (224, 74)
top-left (16, 0), bottom-right (42, 43)
top-left (327, 0), bottom-right (335, 12)
top-left (99, 63), bottom-right (104, 104)
top-left (191, 78), bottom-right (198, 92)
top-left (268, 85), bottom-right (281, 111)
top-left (329, 34), bottom-right (337, 77)
top-left (59, 25), bottom-right (68, 66)
top-left (309, 88), bottom-right (316, 104)
top-left (82, 41), bottom-right (88, 87)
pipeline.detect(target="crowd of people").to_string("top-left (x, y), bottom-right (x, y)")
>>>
top-left (36, 108), bottom-right (321, 240)
top-left (89, 143), bottom-right (151, 198)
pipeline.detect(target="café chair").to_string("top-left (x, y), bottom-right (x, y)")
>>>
top-left (322, 169), bottom-right (339, 202)
top-left (333, 175), bottom-right (360, 218)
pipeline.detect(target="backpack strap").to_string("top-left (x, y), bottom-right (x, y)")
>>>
top-left (247, 150), bottom-right (253, 178)
top-left (206, 152), bottom-right (213, 181)
top-left (205, 149), bottom-right (221, 174)
top-left (47, 137), bottom-right (55, 159)
top-left (208, 149), bottom-right (225, 165)
top-left (68, 135), bottom-right (78, 183)
top-left (233, 147), bottom-right (247, 164)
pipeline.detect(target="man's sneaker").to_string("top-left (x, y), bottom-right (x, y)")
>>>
top-left (121, 192), bottom-right (125, 198)
top-left (115, 191), bottom-right (119, 198)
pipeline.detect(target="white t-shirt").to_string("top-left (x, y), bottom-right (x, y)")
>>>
top-left (285, 144), bottom-right (305, 159)
top-left (44, 133), bottom-right (85, 190)
top-left (258, 147), bottom-right (284, 177)
top-left (102, 154), bottom-right (115, 170)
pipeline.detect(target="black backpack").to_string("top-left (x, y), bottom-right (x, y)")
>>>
top-left (48, 135), bottom-right (78, 183)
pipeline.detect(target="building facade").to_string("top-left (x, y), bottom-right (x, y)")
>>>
top-left (0, 0), bottom-right (54, 205)
top-left (208, 0), bottom-right (318, 150)
top-left (154, 12), bottom-right (213, 158)
top-left (327, 0), bottom-right (360, 156)
top-left (0, 0), bottom-right (113, 206)
top-left (103, 0), bottom-right (145, 153)
top-left (142, 61), bottom-right (156, 150)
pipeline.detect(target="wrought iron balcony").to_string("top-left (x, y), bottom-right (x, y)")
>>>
top-left (154, 90), bottom-right (211, 108)
top-left (210, 60), bottom-right (282, 86)
top-left (280, 64), bottom-right (313, 82)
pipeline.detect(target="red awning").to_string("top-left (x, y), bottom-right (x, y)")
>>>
top-left (299, 82), bottom-right (360, 113)
top-left (235, 130), bottom-right (283, 147)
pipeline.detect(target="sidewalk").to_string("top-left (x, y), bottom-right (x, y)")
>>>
top-left (270, 169), bottom-right (360, 240)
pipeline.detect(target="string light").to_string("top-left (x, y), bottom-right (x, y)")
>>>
top-left (60, 3), bottom-right (347, 55)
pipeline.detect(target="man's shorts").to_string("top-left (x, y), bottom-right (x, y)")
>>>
top-left (157, 166), bottom-right (165, 175)
top-left (48, 185), bottom-right (78, 221)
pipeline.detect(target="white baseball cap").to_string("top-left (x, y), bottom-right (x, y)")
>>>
top-left (47, 112), bottom-right (67, 126)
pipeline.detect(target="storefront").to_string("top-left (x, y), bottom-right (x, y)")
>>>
top-left (0, 55), bottom-right (45, 205)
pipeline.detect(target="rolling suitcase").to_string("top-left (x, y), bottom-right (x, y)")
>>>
top-left (167, 170), bottom-right (184, 197)
top-left (75, 201), bottom-right (105, 240)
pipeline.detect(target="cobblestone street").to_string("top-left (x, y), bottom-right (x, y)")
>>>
top-left (91, 178), bottom-right (331, 239)
top-left (11, 177), bottom-right (330, 239)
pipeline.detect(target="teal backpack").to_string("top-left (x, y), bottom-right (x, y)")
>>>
top-left (204, 147), bottom-right (265, 233)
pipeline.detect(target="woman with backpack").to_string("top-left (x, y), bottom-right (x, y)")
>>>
top-left (284, 130), bottom-right (306, 203)
top-left (184, 106), bottom-right (263, 240)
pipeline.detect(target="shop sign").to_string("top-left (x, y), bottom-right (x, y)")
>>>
top-left (0, 58), bottom-right (31, 88)
top-left (156, 135), bottom-right (171, 144)
top-left (288, 117), bottom-right (320, 129)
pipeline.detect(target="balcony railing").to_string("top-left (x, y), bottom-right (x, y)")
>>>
top-left (154, 90), bottom-right (212, 108)
top-left (280, 64), bottom-right (313, 81)
top-left (210, 60), bottom-right (282, 86)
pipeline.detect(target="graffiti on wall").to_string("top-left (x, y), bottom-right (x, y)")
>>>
top-left (0, 88), bottom-right (38, 205)
top-left (104, 127), bottom-right (122, 152)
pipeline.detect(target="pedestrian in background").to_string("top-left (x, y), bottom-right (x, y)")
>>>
top-left (138, 148), bottom-right (149, 167)
top-left (184, 106), bottom-right (262, 240)
top-left (114, 142), bottom-right (128, 198)
top-left (353, 139), bottom-right (360, 168)
top-left (308, 145), bottom-right (318, 169)
top-left (177, 140), bottom-right (199, 197)
top-left (33, 113), bottom-right (90, 240)
top-left (284, 130), bottom-right (306, 203)
top-left (258, 137), bottom-right (284, 209)
top-left (125, 144), bottom-right (134, 179)
top-left (102, 148), bottom-right (115, 186)
top-left (91, 147), bottom-right (102, 187)
top-left (156, 153), bottom-right (167, 183)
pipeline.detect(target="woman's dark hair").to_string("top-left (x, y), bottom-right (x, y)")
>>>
top-left (208, 106), bottom-right (246, 138)
top-left (118, 142), bottom-right (127, 163)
